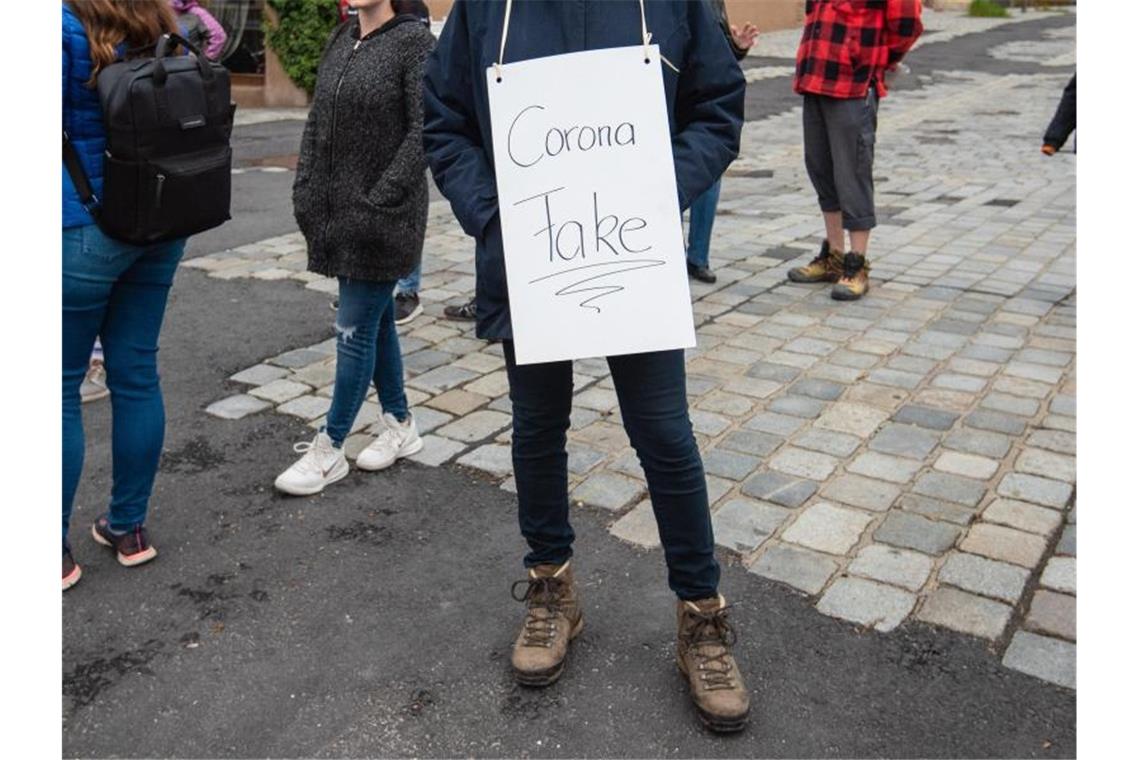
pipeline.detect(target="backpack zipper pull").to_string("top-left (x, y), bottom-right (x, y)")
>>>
top-left (154, 173), bottom-right (166, 208)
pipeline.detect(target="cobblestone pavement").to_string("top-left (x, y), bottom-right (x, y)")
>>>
top-left (188, 11), bottom-right (1076, 688)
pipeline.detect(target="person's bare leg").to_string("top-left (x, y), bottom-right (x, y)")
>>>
top-left (850, 229), bottom-right (870, 255)
top-left (824, 211), bottom-right (845, 254)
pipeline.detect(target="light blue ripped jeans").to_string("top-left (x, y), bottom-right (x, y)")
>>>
top-left (324, 277), bottom-right (409, 446)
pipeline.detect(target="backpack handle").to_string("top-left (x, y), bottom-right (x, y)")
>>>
top-left (152, 33), bottom-right (215, 88)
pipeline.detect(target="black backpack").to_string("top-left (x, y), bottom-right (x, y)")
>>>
top-left (63, 33), bottom-right (235, 245)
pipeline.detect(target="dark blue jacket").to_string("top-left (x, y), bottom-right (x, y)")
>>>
top-left (423, 0), bottom-right (745, 340)
top-left (62, 3), bottom-right (105, 229)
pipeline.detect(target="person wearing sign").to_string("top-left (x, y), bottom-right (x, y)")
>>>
top-left (275, 0), bottom-right (435, 495)
top-left (423, 0), bottom-right (750, 733)
top-left (787, 0), bottom-right (923, 300)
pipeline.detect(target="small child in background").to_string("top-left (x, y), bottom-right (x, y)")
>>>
top-left (170, 0), bottom-right (228, 61)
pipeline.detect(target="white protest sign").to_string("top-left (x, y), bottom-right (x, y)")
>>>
top-left (486, 44), bottom-right (696, 365)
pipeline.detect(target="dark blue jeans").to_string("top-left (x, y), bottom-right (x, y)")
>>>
top-left (686, 178), bottom-right (722, 268)
top-left (503, 342), bottom-right (719, 600)
top-left (324, 277), bottom-right (409, 445)
top-left (63, 224), bottom-right (185, 549)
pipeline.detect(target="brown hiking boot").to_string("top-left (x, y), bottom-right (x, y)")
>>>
top-left (677, 595), bottom-right (750, 733)
top-left (832, 252), bottom-right (871, 301)
top-left (787, 239), bottom-right (842, 283)
top-left (510, 561), bottom-right (584, 687)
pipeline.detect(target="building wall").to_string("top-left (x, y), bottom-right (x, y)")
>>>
top-left (424, 0), bottom-right (805, 33)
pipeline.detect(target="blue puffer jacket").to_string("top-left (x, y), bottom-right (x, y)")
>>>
top-left (423, 0), bottom-right (745, 340)
top-left (62, 3), bottom-right (105, 229)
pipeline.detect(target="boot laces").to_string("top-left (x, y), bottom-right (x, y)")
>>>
top-left (511, 576), bottom-right (568, 648)
top-left (682, 604), bottom-right (739, 691)
top-left (841, 253), bottom-right (869, 280)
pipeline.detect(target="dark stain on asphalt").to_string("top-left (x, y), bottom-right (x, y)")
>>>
top-left (160, 435), bottom-right (227, 474)
top-left (325, 520), bottom-right (392, 546)
top-left (404, 688), bottom-right (436, 717)
top-left (63, 640), bottom-right (164, 712)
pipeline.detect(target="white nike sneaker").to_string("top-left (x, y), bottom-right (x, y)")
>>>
top-left (356, 412), bottom-right (424, 471)
top-left (274, 432), bottom-right (349, 495)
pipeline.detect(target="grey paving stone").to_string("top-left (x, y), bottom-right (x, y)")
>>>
top-left (741, 470), bottom-right (817, 508)
top-left (407, 365), bottom-right (480, 394)
top-left (782, 502), bottom-right (873, 555)
top-left (958, 343), bottom-right (1014, 363)
top-left (867, 368), bottom-right (925, 390)
top-left (1016, 449), bottom-right (1076, 484)
top-left (1025, 589), bottom-right (1076, 641)
top-left (608, 500), bottom-right (660, 549)
top-left (931, 373), bottom-right (987, 393)
top-left (822, 474), bottom-right (900, 512)
top-left (1041, 414), bottom-right (1076, 433)
top-left (703, 449), bottom-right (762, 482)
top-left (566, 442), bottom-right (607, 475)
top-left (291, 360), bottom-right (337, 389)
top-left (457, 443), bottom-right (513, 478)
top-left (939, 552), bottom-right (1030, 604)
top-left (848, 544), bottom-right (933, 591)
top-left (743, 411), bottom-right (805, 437)
top-left (793, 429), bottom-right (862, 458)
top-left (848, 451), bottom-right (923, 484)
top-left (436, 410), bottom-right (512, 443)
top-left (229, 364), bottom-right (290, 386)
top-left (913, 471), bottom-right (989, 507)
top-left (816, 403), bottom-right (891, 437)
top-left (748, 542), bottom-right (839, 595)
top-left (897, 493), bottom-right (976, 526)
top-left (892, 405), bottom-right (959, 431)
top-left (769, 447), bottom-right (839, 481)
top-left (1026, 429), bottom-right (1075, 456)
top-left (407, 435), bottom-right (466, 467)
top-left (933, 451), bottom-right (1000, 480)
top-left (961, 523), bottom-right (1048, 568)
top-left (1050, 394), bottom-right (1076, 417)
top-left (1040, 557), bottom-right (1076, 594)
top-left (248, 379), bottom-right (311, 404)
top-left (768, 394), bottom-right (827, 419)
top-left (916, 586), bottom-right (1012, 640)
top-left (712, 498), bottom-right (790, 553)
top-left (981, 393), bottom-right (1040, 418)
top-left (1006, 362), bottom-right (1063, 385)
top-left (887, 355), bottom-right (937, 376)
top-left (996, 473), bottom-right (1073, 510)
top-left (690, 410), bottom-right (732, 437)
top-left (869, 423), bottom-right (941, 460)
top-left (943, 429), bottom-right (1013, 459)
top-left (277, 395), bottom-right (332, 421)
top-left (1056, 524), bottom-right (1076, 556)
top-left (966, 410), bottom-right (1030, 432)
top-left (205, 394), bottom-right (271, 420)
top-left (789, 377), bottom-right (845, 401)
top-left (829, 349), bottom-right (879, 370)
top-left (706, 475), bottom-right (734, 507)
top-left (268, 348), bottom-right (329, 369)
top-left (402, 349), bottom-right (456, 374)
top-left (1002, 631), bottom-right (1075, 689)
top-left (746, 360), bottom-right (801, 383)
top-left (411, 406), bottom-right (454, 436)
top-left (983, 498), bottom-right (1063, 536)
top-left (720, 430), bottom-right (783, 457)
top-left (816, 577), bottom-right (916, 632)
top-left (1017, 348), bottom-right (1072, 367)
top-left (875, 512), bottom-right (961, 555)
top-left (571, 472), bottom-right (645, 512)
top-left (784, 337), bottom-right (838, 356)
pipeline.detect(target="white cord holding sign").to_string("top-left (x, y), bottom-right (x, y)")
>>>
top-left (486, 4), bottom-right (695, 365)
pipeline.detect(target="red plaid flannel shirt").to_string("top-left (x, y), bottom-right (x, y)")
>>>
top-left (794, 0), bottom-right (924, 99)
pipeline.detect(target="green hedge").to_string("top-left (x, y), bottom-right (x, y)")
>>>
top-left (265, 0), bottom-right (341, 94)
top-left (968, 0), bottom-right (1010, 17)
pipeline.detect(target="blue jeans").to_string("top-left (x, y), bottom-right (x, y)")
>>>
top-left (395, 264), bottom-right (421, 297)
top-left (324, 277), bottom-right (410, 445)
top-left (63, 224), bottom-right (186, 549)
top-left (503, 342), bottom-right (719, 600)
top-left (686, 178), bottom-right (722, 268)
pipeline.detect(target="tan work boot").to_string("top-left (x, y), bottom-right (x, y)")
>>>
top-left (510, 561), bottom-right (584, 687)
top-left (832, 252), bottom-right (871, 301)
top-left (677, 594), bottom-right (750, 733)
top-left (787, 239), bottom-right (843, 283)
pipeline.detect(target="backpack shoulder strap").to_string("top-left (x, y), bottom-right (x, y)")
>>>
top-left (62, 130), bottom-right (100, 216)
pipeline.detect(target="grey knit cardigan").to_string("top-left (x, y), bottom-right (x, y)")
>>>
top-left (293, 16), bottom-right (436, 283)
